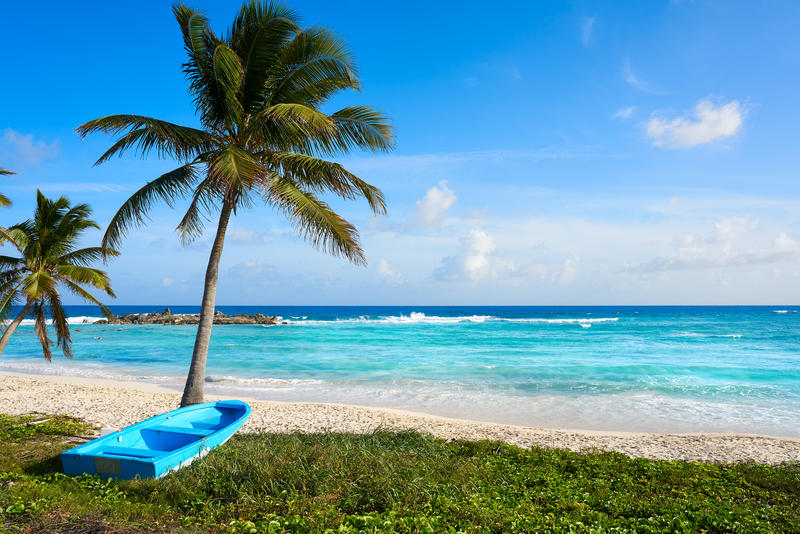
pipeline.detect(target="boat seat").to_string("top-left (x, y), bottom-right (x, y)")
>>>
top-left (145, 425), bottom-right (214, 437)
top-left (99, 446), bottom-right (171, 459)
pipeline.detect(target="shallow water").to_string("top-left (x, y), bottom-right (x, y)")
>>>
top-left (2, 306), bottom-right (799, 437)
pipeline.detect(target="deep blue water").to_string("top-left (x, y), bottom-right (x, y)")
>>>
top-left (2, 305), bottom-right (799, 437)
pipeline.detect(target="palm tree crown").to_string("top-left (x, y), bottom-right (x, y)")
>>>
top-left (0, 168), bottom-right (14, 207)
top-left (77, 1), bottom-right (395, 406)
top-left (0, 191), bottom-right (117, 360)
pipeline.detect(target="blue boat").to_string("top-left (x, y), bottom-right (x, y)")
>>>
top-left (61, 400), bottom-right (251, 479)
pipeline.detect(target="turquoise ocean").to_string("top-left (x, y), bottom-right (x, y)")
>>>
top-left (2, 306), bottom-right (799, 438)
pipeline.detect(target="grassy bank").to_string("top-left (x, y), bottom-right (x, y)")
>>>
top-left (0, 414), bottom-right (798, 533)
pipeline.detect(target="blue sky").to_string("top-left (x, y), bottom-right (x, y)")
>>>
top-left (2, 0), bottom-right (799, 305)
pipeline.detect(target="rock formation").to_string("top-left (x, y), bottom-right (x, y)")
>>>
top-left (93, 309), bottom-right (279, 326)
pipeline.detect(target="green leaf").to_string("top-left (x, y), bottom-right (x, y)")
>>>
top-left (102, 163), bottom-right (200, 253)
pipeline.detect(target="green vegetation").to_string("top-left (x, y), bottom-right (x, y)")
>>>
top-left (0, 191), bottom-right (117, 359)
top-left (1, 416), bottom-right (798, 533)
top-left (0, 414), bottom-right (91, 445)
top-left (77, 1), bottom-right (395, 407)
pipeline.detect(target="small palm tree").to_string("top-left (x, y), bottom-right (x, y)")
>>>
top-left (0, 191), bottom-right (117, 360)
top-left (77, 1), bottom-right (394, 406)
top-left (0, 168), bottom-right (14, 207)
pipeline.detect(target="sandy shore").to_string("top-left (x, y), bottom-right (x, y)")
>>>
top-left (2, 372), bottom-right (798, 466)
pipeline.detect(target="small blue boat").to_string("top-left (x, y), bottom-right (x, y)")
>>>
top-left (61, 400), bottom-right (251, 479)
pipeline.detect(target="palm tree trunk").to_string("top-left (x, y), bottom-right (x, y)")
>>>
top-left (0, 301), bottom-right (34, 357)
top-left (180, 199), bottom-right (234, 407)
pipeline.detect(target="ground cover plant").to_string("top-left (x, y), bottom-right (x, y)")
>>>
top-left (1, 414), bottom-right (798, 533)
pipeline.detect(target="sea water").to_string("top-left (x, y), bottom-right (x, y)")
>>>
top-left (1, 306), bottom-right (799, 437)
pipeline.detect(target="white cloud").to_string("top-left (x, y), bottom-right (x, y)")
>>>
top-left (613, 106), bottom-right (637, 120)
top-left (1, 129), bottom-right (59, 167)
top-left (623, 217), bottom-right (799, 273)
top-left (646, 98), bottom-right (745, 149)
top-left (162, 278), bottom-right (173, 286)
top-left (228, 226), bottom-right (268, 245)
top-left (581, 17), bottom-right (596, 46)
top-left (377, 259), bottom-right (405, 285)
top-left (434, 230), bottom-right (496, 281)
top-left (414, 180), bottom-right (457, 230)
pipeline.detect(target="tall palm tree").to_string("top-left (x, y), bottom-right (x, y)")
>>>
top-left (77, 1), bottom-right (395, 406)
top-left (0, 191), bottom-right (117, 360)
top-left (0, 168), bottom-right (14, 207)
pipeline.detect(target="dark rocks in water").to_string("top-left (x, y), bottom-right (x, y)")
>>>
top-left (94, 312), bottom-right (279, 326)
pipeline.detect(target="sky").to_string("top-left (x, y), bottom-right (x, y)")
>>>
top-left (1, 0), bottom-right (799, 306)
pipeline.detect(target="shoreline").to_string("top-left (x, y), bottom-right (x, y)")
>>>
top-left (2, 371), bottom-right (799, 466)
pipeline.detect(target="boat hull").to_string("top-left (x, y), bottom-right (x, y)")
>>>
top-left (61, 400), bottom-right (251, 479)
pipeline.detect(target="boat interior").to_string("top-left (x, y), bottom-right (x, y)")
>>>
top-left (81, 404), bottom-right (245, 459)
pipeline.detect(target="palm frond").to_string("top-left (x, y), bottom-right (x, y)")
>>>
top-left (328, 106), bottom-right (395, 153)
top-left (0, 194), bottom-right (11, 208)
top-left (174, 4), bottom-right (235, 130)
top-left (3, 224), bottom-right (31, 251)
top-left (56, 200), bottom-right (100, 240)
top-left (210, 144), bottom-right (262, 195)
top-left (0, 279), bottom-right (22, 326)
top-left (228, 2), bottom-right (300, 112)
top-left (58, 247), bottom-right (119, 267)
top-left (269, 26), bottom-right (360, 107)
top-left (246, 104), bottom-right (331, 152)
top-left (102, 163), bottom-right (200, 253)
top-left (264, 175), bottom-right (365, 265)
top-left (211, 44), bottom-right (245, 128)
top-left (264, 152), bottom-right (386, 215)
top-left (33, 302), bottom-right (53, 362)
top-left (0, 225), bottom-right (24, 249)
top-left (54, 265), bottom-right (115, 297)
top-left (46, 293), bottom-right (73, 359)
top-left (21, 270), bottom-right (56, 301)
top-left (76, 115), bottom-right (213, 164)
top-left (176, 183), bottom-right (221, 247)
top-left (59, 279), bottom-right (113, 318)
top-left (0, 168), bottom-right (15, 176)
top-left (0, 256), bottom-right (24, 270)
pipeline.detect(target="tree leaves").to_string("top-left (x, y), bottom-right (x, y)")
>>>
top-left (0, 191), bottom-right (116, 359)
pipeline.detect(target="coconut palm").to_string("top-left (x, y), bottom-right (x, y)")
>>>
top-left (76, 1), bottom-right (395, 406)
top-left (0, 168), bottom-right (14, 207)
top-left (0, 191), bottom-right (117, 360)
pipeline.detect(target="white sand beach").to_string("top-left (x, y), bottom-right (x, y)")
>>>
top-left (2, 371), bottom-right (798, 466)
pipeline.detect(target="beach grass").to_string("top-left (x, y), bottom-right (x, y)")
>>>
top-left (0, 414), bottom-right (798, 533)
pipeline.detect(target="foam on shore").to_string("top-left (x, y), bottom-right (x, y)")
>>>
top-left (1, 372), bottom-right (798, 466)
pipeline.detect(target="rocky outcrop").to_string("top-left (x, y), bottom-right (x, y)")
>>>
top-left (93, 309), bottom-right (280, 326)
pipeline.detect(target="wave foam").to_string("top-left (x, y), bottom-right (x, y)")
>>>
top-left (204, 375), bottom-right (322, 386)
top-left (12, 316), bottom-right (103, 326)
top-left (284, 313), bottom-right (619, 326)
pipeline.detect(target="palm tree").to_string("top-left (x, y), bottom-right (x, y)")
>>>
top-left (0, 168), bottom-right (14, 207)
top-left (77, 1), bottom-right (395, 406)
top-left (0, 191), bottom-right (117, 360)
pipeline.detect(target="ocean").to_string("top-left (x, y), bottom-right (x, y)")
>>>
top-left (1, 305), bottom-right (799, 438)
